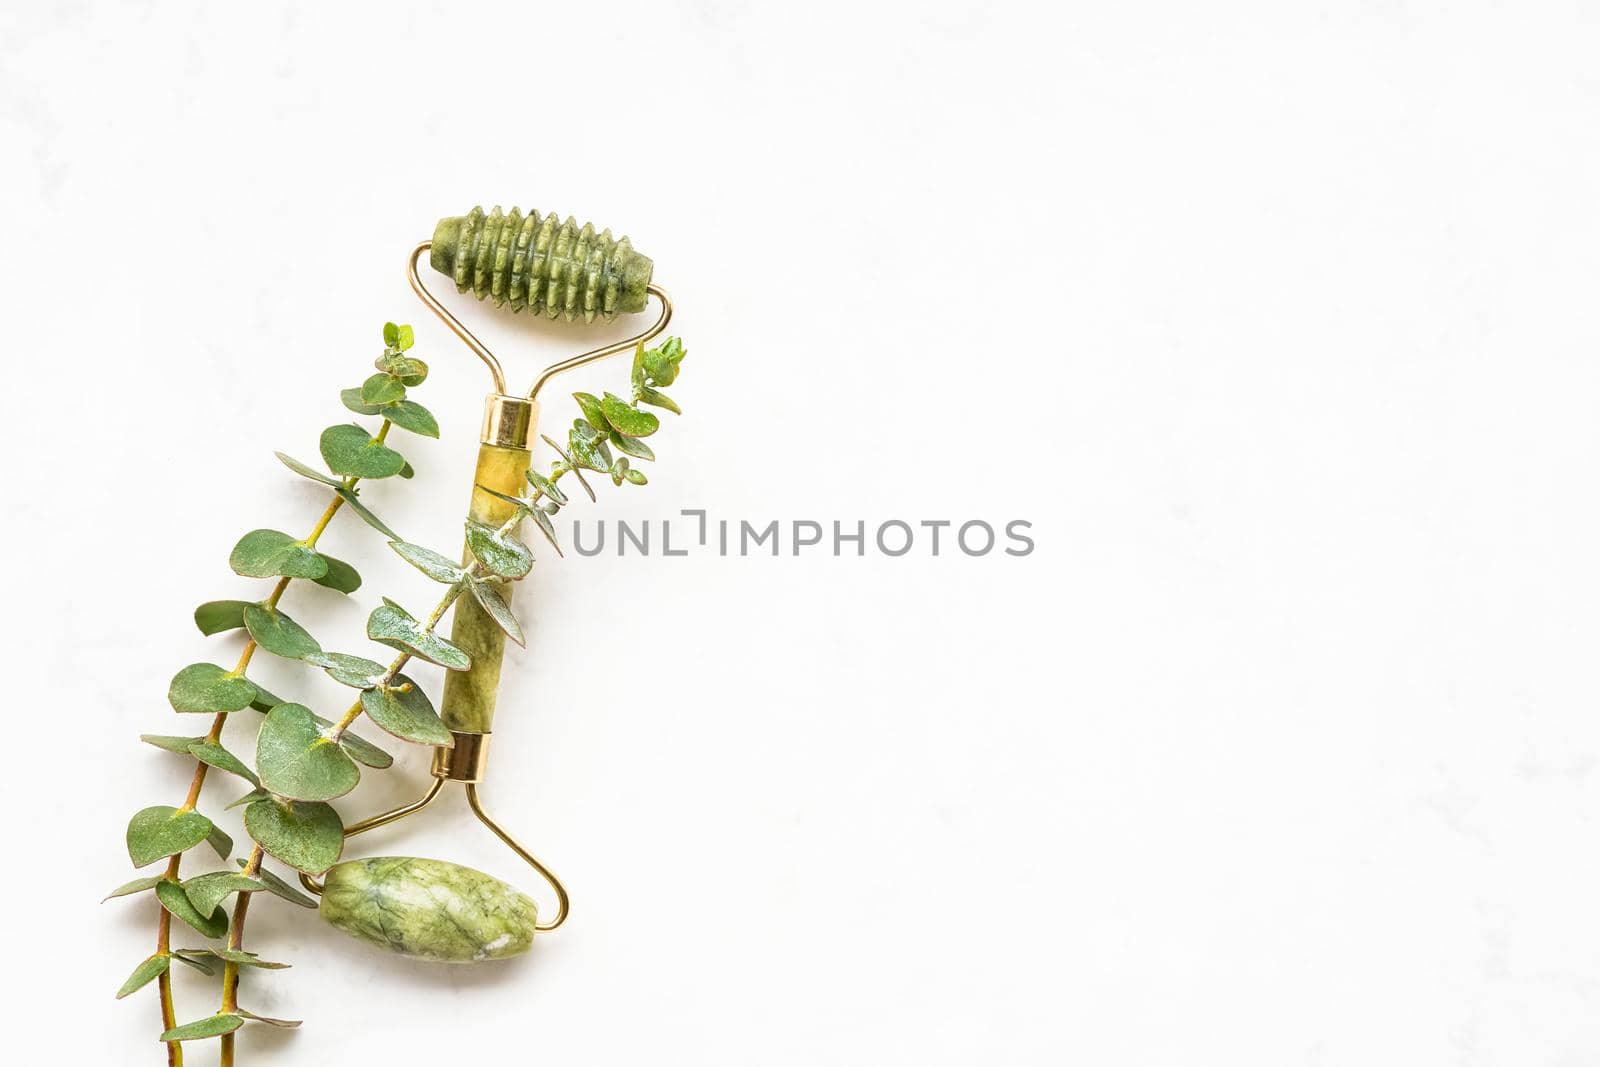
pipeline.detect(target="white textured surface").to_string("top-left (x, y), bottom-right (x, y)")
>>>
top-left (5, 2), bottom-right (1600, 1064)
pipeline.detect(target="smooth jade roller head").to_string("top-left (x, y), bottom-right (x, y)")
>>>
top-left (430, 205), bottom-right (654, 322)
top-left (320, 856), bottom-right (538, 963)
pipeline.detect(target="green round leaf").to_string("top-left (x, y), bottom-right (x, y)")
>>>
top-left (243, 604), bottom-right (322, 661)
top-left (274, 452), bottom-right (342, 488)
top-left (573, 391), bottom-right (610, 432)
top-left (244, 796), bottom-right (343, 875)
top-left (226, 788), bottom-right (270, 810)
top-left (360, 372), bottom-right (406, 406)
top-left (377, 349), bottom-right (428, 384)
top-left (526, 468), bottom-right (568, 505)
top-left (169, 951), bottom-right (217, 975)
top-left (312, 553), bottom-right (362, 594)
top-left (242, 859), bottom-right (317, 908)
top-left (256, 703), bottom-right (361, 802)
top-left (206, 823), bottom-right (233, 861)
top-left (182, 872), bottom-right (266, 916)
top-left (367, 598), bottom-right (471, 669)
top-left (193, 600), bottom-right (251, 636)
top-left (312, 652), bottom-right (388, 689)
top-left (385, 399), bottom-right (439, 438)
top-left (320, 423), bottom-right (406, 479)
top-left (104, 875), bottom-right (164, 901)
top-left (568, 421), bottom-right (612, 471)
top-left (601, 392), bottom-right (659, 437)
top-left (156, 879), bottom-right (229, 938)
top-left (160, 1014), bottom-right (244, 1043)
top-left (609, 431), bottom-right (655, 461)
top-left (624, 468), bottom-right (647, 485)
top-left (391, 541), bottom-right (464, 584)
top-left (179, 947), bottom-right (290, 970)
top-left (334, 485), bottom-right (400, 540)
top-left (127, 806), bottom-right (215, 868)
top-left (359, 675), bottom-right (451, 745)
top-left (542, 434), bottom-right (596, 500)
top-left (116, 954), bottom-right (170, 999)
top-left (188, 740), bottom-right (260, 787)
top-left (341, 387), bottom-right (385, 416)
top-left (467, 578), bottom-right (524, 647)
top-left (168, 663), bottom-right (258, 714)
top-left (636, 385), bottom-right (680, 414)
top-left (336, 727), bottom-right (393, 769)
top-left (247, 682), bottom-right (285, 712)
top-left (141, 734), bottom-right (204, 755)
top-left (641, 344), bottom-right (677, 385)
top-left (464, 521), bottom-right (532, 579)
top-left (229, 529), bottom-right (329, 581)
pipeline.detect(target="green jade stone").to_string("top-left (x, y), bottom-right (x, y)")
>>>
top-left (441, 443), bottom-right (529, 734)
top-left (441, 584), bottom-right (512, 733)
top-left (430, 205), bottom-right (653, 320)
top-left (319, 856), bottom-right (537, 963)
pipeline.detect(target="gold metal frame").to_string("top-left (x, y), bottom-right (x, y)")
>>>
top-left (299, 776), bottom-right (569, 932)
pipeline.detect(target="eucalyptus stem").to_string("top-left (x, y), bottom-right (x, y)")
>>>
top-left (217, 845), bottom-right (263, 1067)
top-left (156, 903), bottom-right (180, 1067)
top-left (149, 438), bottom-right (378, 1063)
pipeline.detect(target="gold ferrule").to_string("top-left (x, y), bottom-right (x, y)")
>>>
top-left (481, 394), bottom-right (539, 449)
top-left (431, 731), bottom-right (492, 782)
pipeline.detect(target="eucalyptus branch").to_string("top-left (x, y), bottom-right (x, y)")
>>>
top-left (147, 491), bottom-right (345, 1064)
top-left (112, 323), bottom-right (437, 1062)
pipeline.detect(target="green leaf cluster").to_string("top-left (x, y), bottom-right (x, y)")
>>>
top-left (559, 339), bottom-right (681, 488)
top-left (546, 340), bottom-right (686, 506)
top-left (339, 322), bottom-right (438, 439)
top-left (633, 336), bottom-right (686, 413)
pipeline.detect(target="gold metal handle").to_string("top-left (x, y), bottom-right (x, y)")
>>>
top-left (407, 242), bottom-right (507, 394)
top-left (467, 783), bottom-right (569, 931)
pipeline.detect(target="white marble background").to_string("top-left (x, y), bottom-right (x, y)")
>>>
top-left (4, 1), bottom-right (1600, 1064)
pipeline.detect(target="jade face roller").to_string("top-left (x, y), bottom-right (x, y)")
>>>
top-left (113, 205), bottom-right (685, 1062)
top-left (311, 207), bottom-right (677, 954)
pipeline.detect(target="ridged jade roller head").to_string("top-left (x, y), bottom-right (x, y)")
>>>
top-left (430, 205), bottom-right (654, 322)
